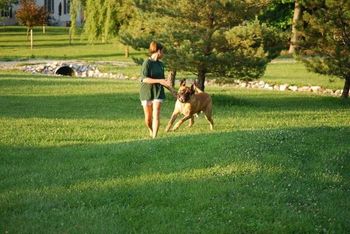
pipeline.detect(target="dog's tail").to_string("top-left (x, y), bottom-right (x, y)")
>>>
top-left (193, 80), bottom-right (203, 93)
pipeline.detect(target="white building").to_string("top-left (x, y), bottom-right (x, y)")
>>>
top-left (1, 0), bottom-right (83, 26)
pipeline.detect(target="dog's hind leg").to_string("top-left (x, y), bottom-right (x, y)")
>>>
top-left (205, 115), bottom-right (214, 130)
top-left (204, 109), bottom-right (214, 130)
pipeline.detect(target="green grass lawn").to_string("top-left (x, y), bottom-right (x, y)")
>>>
top-left (0, 26), bottom-right (349, 232)
top-left (264, 62), bottom-right (344, 90)
top-left (0, 26), bottom-right (143, 62)
top-left (0, 70), bottom-right (349, 233)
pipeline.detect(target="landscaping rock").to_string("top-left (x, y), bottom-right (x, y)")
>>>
top-left (239, 82), bottom-right (247, 88)
top-left (324, 89), bottom-right (334, 95)
top-left (22, 61), bottom-right (125, 79)
top-left (334, 90), bottom-right (342, 96)
top-left (279, 84), bottom-right (289, 91)
top-left (258, 80), bottom-right (265, 87)
top-left (298, 86), bottom-right (311, 92)
top-left (17, 61), bottom-right (342, 97)
top-left (264, 83), bottom-right (273, 90)
top-left (289, 85), bottom-right (298, 91)
top-left (310, 86), bottom-right (322, 92)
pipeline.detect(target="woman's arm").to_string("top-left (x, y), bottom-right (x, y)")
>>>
top-left (142, 77), bottom-right (170, 87)
top-left (142, 78), bottom-right (177, 98)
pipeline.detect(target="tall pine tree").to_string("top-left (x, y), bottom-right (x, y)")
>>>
top-left (120, 0), bottom-right (285, 90)
top-left (296, 0), bottom-right (350, 98)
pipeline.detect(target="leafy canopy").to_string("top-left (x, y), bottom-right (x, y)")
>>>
top-left (16, 0), bottom-right (48, 28)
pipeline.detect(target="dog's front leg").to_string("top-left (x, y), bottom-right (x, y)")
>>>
top-left (172, 115), bottom-right (192, 131)
top-left (165, 111), bottom-right (180, 132)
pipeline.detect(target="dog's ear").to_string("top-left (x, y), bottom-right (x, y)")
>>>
top-left (190, 84), bottom-right (195, 94)
top-left (180, 79), bottom-right (186, 87)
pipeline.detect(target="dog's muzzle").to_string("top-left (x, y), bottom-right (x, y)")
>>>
top-left (177, 94), bottom-right (190, 103)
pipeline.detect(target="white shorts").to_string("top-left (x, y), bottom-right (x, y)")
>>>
top-left (141, 99), bottom-right (164, 106)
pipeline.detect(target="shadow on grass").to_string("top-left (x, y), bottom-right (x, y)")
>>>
top-left (0, 81), bottom-right (349, 120)
top-left (0, 73), bottom-right (46, 79)
top-left (212, 93), bottom-right (350, 111)
top-left (0, 33), bottom-right (30, 37)
top-left (0, 41), bottom-right (88, 48)
top-left (0, 52), bottom-right (144, 61)
top-left (0, 26), bottom-right (69, 34)
top-left (0, 93), bottom-right (141, 120)
top-left (1, 127), bottom-right (349, 233)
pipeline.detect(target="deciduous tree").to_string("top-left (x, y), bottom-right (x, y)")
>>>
top-left (77, 0), bottom-right (133, 43)
top-left (70, 0), bottom-right (134, 56)
top-left (16, 0), bottom-right (48, 49)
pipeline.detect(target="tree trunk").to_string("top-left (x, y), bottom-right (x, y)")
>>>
top-left (26, 27), bottom-right (30, 41)
top-left (30, 28), bottom-right (33, 50)
top-left (341, 77), bottom-right (350, 98)
top-left (197, 68), bottom-right (206, 91)
top-left (69, 29), bottom-right (72, 45)
top-left (125, 46), bottom-right (129, 58)
top-left (167, 70), bottom-right (176, 88)
top-left (289, 0), bottom-right (302, 54)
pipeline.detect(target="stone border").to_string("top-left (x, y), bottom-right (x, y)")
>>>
top-left (22, 61), bottom-right (130, 79)
top-left (1, 60), bottom-right (342, 97)
top-left (206, 79), bottom-right (342, 97)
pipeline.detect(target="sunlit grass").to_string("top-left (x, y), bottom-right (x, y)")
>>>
top-left (0, 26), bottom-right (142, 62)
top-left (0, 26), bottom-right (345, 90)
top-left (264, 62), bottom-right (344, 90)
top-left (0, 70), bottom-right (349, 233)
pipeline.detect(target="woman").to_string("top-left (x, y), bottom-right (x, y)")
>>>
top-left (140, 41), bottom-right (171, 138)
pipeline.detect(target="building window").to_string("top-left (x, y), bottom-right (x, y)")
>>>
top-left (45, 0), bottom-right (55, 14)
top-left (63, 0), bottom-right (66, 14)
top-left (63, 0), bottom-right (70, 15)
top-left (58, 2), bottom-right (62, 16)
top-left (1, 7), bottom-right (12, 18)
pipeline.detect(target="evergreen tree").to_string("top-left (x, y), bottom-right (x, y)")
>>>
top-left (258, 0), bottom-right (303, 54)
top-left (288, 0), bottom-right (302, 54)
top-left (120, 0), bottom-right (285, 90)
top-left (259, 0), bottom-right (294, 31)
top-left (296, 0), bottom-right (350, 98)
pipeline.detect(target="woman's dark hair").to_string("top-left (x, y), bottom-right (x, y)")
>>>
top-left (149, 41), bottom-right (164, 54)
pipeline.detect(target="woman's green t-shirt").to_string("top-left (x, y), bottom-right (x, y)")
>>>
top-left (140, 58), bottom-right (166, 101)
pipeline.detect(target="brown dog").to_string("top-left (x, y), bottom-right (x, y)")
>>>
top-left (165, 79), bottom-right (214, 132)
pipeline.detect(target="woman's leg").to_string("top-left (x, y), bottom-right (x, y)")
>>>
top-left (143, 103), bottom-right (153, 137)
top-left (152, 101), bottom-right (162, 138)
